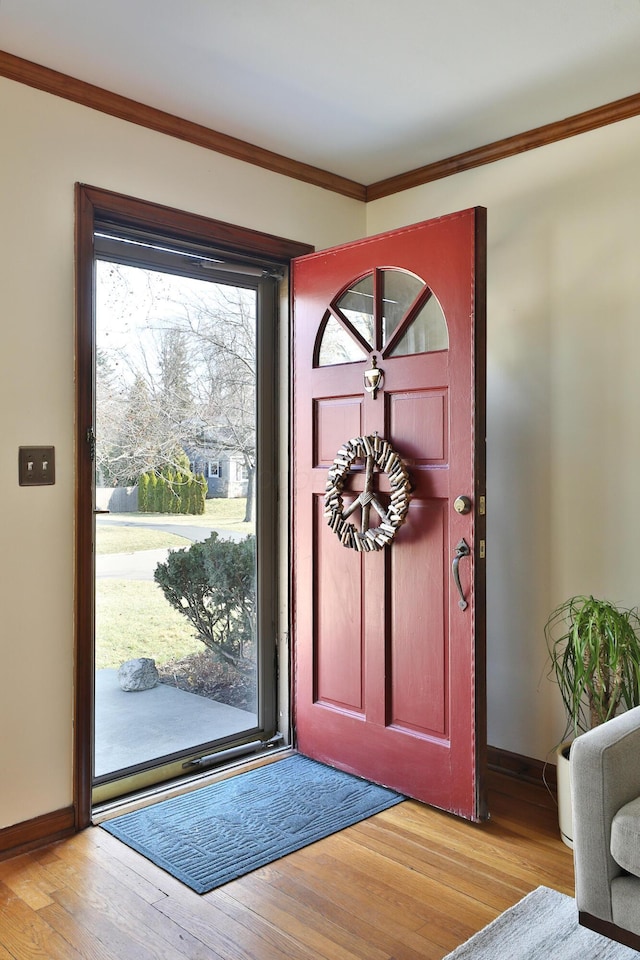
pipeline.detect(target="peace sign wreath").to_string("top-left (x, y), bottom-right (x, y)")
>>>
top-left (324, 434), bottom-right (412, 551)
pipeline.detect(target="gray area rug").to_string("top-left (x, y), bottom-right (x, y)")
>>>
top-left (444, 886), bottom-right (638, 959)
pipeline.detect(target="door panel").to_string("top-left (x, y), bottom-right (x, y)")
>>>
top-left (390, 500), bottom-right (447, 736)
top-left (315, 500), bottom-right (364, 711)
top-left (315, 398), bottom-right (363, 466)
top-left (389, 391), bottom-right (447, 463)
top-left (292, 209), bottom-right (487, 820)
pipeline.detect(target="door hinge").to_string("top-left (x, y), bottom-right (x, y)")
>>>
top-left (86, 426), bottom-right (96, 462)
top-left (479, 495), bottom-right (486, 516)
top-left (479, 540), bottom-right (486, 559)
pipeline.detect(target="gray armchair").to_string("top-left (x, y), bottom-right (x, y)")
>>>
top-left (571, 705), bottom-right (640, 950)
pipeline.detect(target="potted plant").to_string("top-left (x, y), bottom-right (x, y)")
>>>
top-left (544, 594), bottom-right (640, 847)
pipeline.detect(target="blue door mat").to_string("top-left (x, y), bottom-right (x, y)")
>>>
top-left (100, 753), bottom-right (405, 893)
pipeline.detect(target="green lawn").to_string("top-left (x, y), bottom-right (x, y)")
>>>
top-left (95, 498), bottom-right (254, 669)
top-left (97, 526), bottom-right (192, 554)
top-left (100, 498), bottom-right (254, 538)
top-left (96, 580), bottom-right (201, 669)
top-left (203, 497), bottom-right (250, 523)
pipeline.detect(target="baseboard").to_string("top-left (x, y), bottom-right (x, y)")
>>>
top-left (0, 748), bottom-right (547, 862)
top-left (0, 806), bottom-right (76, 862)
top-left (487, 745), bottom-right (557, 790)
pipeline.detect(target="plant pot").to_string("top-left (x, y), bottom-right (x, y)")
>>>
top-left (556, 741), bottom-right (573, 848)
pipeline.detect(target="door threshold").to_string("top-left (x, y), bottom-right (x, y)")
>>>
top-left (92, 745), bottom-right (295, 824)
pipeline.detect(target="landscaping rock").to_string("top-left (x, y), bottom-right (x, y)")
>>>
top-left (118, 657), bottom-right (159, 691)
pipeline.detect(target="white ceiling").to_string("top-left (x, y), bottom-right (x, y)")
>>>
top-left (2, 0), bottom-right (640, 184)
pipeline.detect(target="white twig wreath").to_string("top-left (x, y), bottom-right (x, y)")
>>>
top-left (324, 434), bottom-right (411, 551)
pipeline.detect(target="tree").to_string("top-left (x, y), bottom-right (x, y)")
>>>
top-left (96, 261), bottom-right (258, 516)
top-left (179, 285), bottom-right (257, 521)
top-left (154, 533), bottom-right (256, 668)
top-left (96, 344), bottom-right (197, 488)
top-left (96, 373), bottom-right (158, 486)
top-left (158, 329), bottom-right (193, 423)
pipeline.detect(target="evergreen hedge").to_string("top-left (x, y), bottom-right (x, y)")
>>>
top-left (137, 463), bottom-right (206, 515)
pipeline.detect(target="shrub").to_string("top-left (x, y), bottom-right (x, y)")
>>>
top-left (138, 472), bottom-right (149, 512)
top-left (193, 473), bottom-right (207, 514)
top-left (154, 532), bottom-right (256, 669)
top-left (187, 477), bottom-right (198, 515)
top-left (174, 470), bottom-right (186, 513)
top-left (160, 470), bottom-right (171, 512)
top-left (147, 471), bottom-right (158, 512)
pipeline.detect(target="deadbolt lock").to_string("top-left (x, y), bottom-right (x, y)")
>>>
top-left (453, 495), bottom-right (472, 515)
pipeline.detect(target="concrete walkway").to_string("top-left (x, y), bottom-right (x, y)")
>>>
top-left (96, 547), bottom-right (172, 581)
top-left (95, 669), bottom-right (257, 778)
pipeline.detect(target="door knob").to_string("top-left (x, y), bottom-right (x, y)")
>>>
top-left (453, 495), bottom-right (472, 515)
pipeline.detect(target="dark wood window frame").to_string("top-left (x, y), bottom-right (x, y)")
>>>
top-left (74, 184), bottom-right (313, 829)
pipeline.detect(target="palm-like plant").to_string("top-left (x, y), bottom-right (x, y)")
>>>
top-left (545, 595), bottom-right (640, 740)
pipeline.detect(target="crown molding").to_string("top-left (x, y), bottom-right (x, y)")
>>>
top-left (0, 50), bottom-right (366, 202)
top-left (2, 49), bottom-right (640, 203)
top-left (366, 90), bottom-right (640, 201)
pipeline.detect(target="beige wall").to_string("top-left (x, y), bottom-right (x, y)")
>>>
top-left (0, 77), bottom-right (365, 830)
top-left (367, 114), bottom-right (640, 761)
top-left (3, 69), bottom-right (640, 831)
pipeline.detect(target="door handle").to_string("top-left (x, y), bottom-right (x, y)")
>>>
top-left (452, 538), bottom-right (471, 611)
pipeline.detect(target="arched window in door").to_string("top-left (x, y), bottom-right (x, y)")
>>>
top-left (315, 268), bottom-right (448, 366)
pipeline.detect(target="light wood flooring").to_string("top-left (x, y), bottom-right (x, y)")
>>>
top-left (0, 769), bottom-right (574, 959)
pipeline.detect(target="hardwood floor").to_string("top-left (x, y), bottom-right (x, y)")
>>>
top-left (0, 769), bottom-right (574, 959)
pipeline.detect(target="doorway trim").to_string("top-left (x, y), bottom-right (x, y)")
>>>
top-left (74, 184), bottom-right (313, 829)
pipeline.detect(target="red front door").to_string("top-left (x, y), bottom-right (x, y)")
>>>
top-left (292, 209), bottom-right (487, 820)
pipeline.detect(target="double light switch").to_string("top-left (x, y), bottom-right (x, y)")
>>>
top-left (19, 446), bottom-right (56, 486)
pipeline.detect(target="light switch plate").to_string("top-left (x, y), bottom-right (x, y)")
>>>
top-left (19, 446), bottom-right (56, 486)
